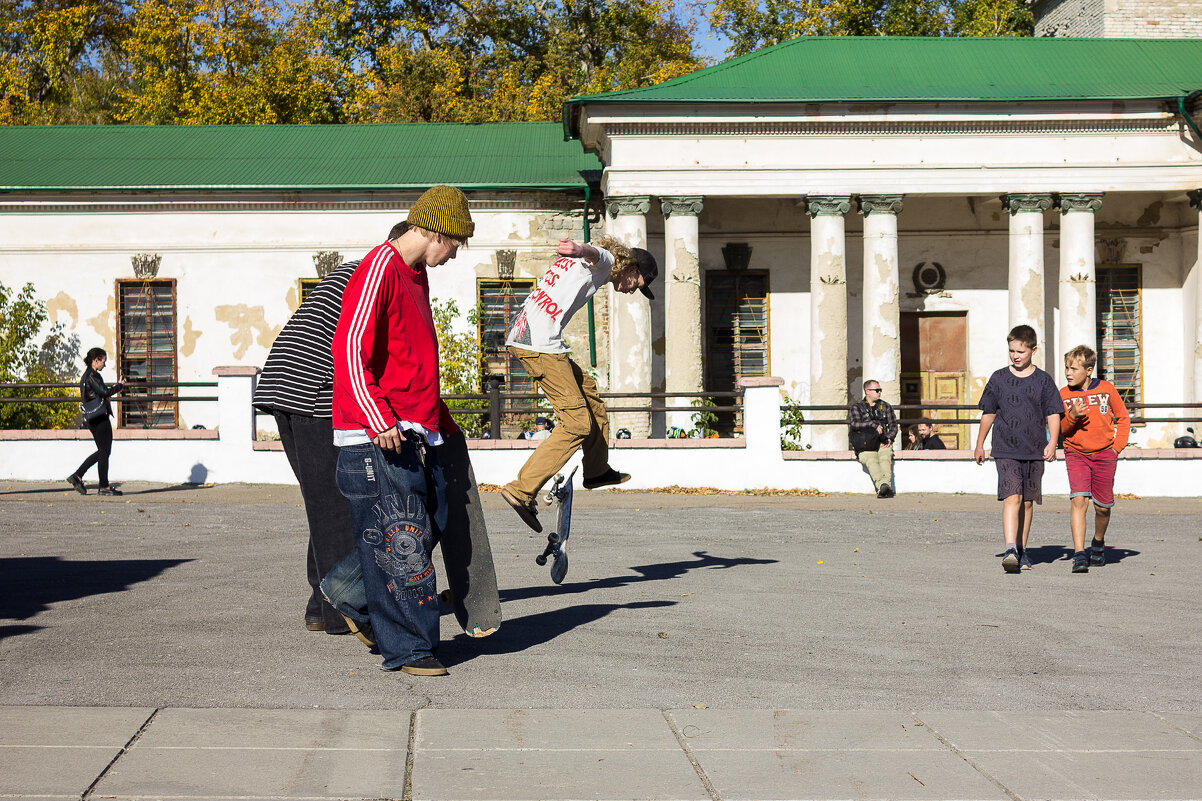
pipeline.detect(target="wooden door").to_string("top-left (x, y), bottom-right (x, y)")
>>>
top-left (900, 312), bottom-right (968, 448)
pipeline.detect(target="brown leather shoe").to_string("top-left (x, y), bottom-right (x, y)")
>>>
top-left (500, 487), bottom-right (542, 532)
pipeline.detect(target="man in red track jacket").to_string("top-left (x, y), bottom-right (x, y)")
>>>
top-left (330, 185), bottom-right (474, 677)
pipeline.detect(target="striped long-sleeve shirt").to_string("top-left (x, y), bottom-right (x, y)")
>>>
top-left (252, 262), bottom-right (358, 418)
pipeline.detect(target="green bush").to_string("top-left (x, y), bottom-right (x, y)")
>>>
top-left (0, 282), bottom-right (80, 430)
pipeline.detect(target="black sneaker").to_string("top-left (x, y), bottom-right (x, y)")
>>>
top-left (876, 483), bottom-right (893, 499)
top-left (500, 487), bottom-right (542, 533)
top-left (1002, 549), bottom-right (1020, 573)
top-left (582, 468), bottom-right (630, 490)
top-left (67, 475), bottom-right (86, 495)
top-left (97, 486), bottom-right (122, 496)
top-left (1089, 543), bottom-right (1106, 566)
top-left (1071, 551), bottom-right (1090, 573)
top-left (400, 655), bottom-right (448, 676)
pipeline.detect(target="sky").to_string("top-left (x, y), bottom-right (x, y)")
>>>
top-left (680, 0), bottom-right (733, 63)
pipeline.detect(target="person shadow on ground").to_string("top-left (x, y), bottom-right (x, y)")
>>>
top-left (997, 544), bottom-right (1141, 565)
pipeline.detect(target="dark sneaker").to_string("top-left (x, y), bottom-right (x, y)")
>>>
top-left (400, 656), bottom-right (448, 676)
top-left (67, 475), bottom-right (86, 495)
top-left (876, 484), bottom-right (893, 499)
top-left (500, 487), bottom-right (542, 533)
top-left (1072, 552), bottom-right (1090, 573)
top-left (1019, 552), bottom-right (1033, 571)
top-left (97, 486), bottom-right (123, 496)
top-left (340, 614), bottom-right (375, 647)
top-left (1002, 549), bottom-right (1020, 573)
top-left (582, 468), bottom-right (630, 490)
top-left (304, 616), bottom-right (324, 632)
top-left (1089, 544), bottom-right (1106, 566)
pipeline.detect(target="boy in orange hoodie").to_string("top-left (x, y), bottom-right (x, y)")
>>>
top-left (1060, 345), bottom-right (1130, 573)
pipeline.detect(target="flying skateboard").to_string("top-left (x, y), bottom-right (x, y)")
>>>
top-left (437, 433), bottom-right (502, 637)
top-left (535, 466), bottom-right (577, 584)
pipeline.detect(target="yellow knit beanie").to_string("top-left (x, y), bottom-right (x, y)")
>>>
top-left (407, 185), bottom-right (475, 240)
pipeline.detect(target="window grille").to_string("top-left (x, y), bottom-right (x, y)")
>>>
top-left (705, 271), bottom-right (769, 433)
top-left (477, 279), bottom-right (536, 434)
top-left (298, 278), bottom-right (320, 306)
top-left (117, 279), bottom-right (178, 428)
top-left (1095, 265), bottom-right (1142, 406)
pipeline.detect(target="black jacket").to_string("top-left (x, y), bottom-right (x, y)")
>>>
top-left (81, 367), bottom-right (123, 418)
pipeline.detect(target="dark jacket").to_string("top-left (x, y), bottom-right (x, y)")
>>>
top-left (920, 434), bottom-right (947, 450)
top-left (848, 398), bottom-right (898, 453)
top-left (81, 367), bottom-right (123, 418)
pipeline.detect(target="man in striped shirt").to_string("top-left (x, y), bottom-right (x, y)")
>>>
top-left (330, 185), bottom-right (475, 677)
top-left (254, 260), bottom-right (360, 636)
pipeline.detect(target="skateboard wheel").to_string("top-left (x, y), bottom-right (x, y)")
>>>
top-left (543, 492), bottom-right (554, 505)
top-left (546, 532), bottom-right (561, 545)
top-left (439, 589), bottom-right (453, 605)
top-left (535, 554), bottom-right (548, 566)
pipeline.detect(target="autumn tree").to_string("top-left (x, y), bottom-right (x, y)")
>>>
top-left (703, 0), bottom-right (1034, 58)
top-left (0, 1), bottom-right (131, 124)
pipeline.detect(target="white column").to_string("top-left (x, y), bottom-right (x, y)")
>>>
top-left (1004, 193), bottom-right (1053, 368)
top-left (858, 195), bottom-right (904, 405)
top-left (739, 376), bottom-right (784, 458)
top-left (213, 366), bottom-right (258, 445)
top-left (605, 196), bottom-right (652, 437)
top-left (1191, 190), bottom-right (1202, 404)
top-left (1057, 193), bottom-right (1103, 372)
top-left (807, 196), bottom-right (851, 450)
top-left (661, 196), bottom-right (703, 430)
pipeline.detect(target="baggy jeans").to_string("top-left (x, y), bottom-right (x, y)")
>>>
top-left (503, 346), bottom-right (610, 503)
top-left (335, 438), bottom-right (446, 670)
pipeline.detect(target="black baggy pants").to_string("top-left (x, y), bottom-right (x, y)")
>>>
top-left (274, 410), bottom-right (355, 634)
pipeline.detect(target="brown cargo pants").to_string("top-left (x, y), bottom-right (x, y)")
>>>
top-left (503, 346), bottom-right (610, 503)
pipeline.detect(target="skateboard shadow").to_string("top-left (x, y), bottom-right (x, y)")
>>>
top-left (0, 556), bottom-right (193, 623)
top-left (494, 550), bottom-right (779, 605)
top-left (440, 600), bottom-right (676, 664)
top-left (993, 545), bottom-right (1141, 565)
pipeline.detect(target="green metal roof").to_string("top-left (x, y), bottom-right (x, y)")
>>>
top-left (566, 37), bottom-right (1202, 134)
top-left (0, 122), bottom-right (601, 192)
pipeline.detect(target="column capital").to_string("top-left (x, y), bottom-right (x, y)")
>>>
top-left (605, 196), bottom-right (651, 218)
top-left (1058, 193), bottom-right (1103, 215)
top-left (806, 195), bottom-right (851, 218)
top-left (857, 194), bottom-right (904, 216)
top-left (1189, 189), bottom-right (1202, 210)
top-left (1002, 193), bottom-right (1053, 215)
top-left (660, 196), bottom-right (704, 218)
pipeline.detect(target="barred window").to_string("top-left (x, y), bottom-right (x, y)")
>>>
top-left (1095, 265), bottom-right (1142, 406)
top-left (298, 278), bottom-right (320, 305)
top-left (705, 271), bottom-right (769, 433)
top-left (117, 279), bottom-right (178, 428)
top-left (477, 279), bottom-right (536, 434)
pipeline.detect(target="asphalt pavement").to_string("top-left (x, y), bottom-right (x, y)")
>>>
top-left (1, 480), bottom-right (1200, 800)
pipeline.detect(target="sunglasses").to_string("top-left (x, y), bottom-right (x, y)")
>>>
top-left (866, 387), bottom-right (882, 392)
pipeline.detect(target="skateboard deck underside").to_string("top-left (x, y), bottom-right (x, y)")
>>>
top-left (438, 433), bottom-right (502, 635)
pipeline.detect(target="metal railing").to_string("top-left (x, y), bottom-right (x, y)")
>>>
top-left (0, 382), bottom-right (219, 429)
top-left (785, 402), bottom-right (1202, 428)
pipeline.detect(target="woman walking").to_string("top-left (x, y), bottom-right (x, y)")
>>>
top-left (68, 347), bottom-right (125, 496)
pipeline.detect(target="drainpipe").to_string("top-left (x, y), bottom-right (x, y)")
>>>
top-left (1178, 91), bottom-right (1202, 142)
top-left (583, 183), bottom-right (597, 367)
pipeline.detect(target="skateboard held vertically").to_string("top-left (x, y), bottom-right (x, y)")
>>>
top-left (535, 466), bottom-right (577, 584)
top-left (437, 433), bottom-right (502, 637)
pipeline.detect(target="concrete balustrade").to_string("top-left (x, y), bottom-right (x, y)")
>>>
top-left (2, 369), bottom-right (1200, 495)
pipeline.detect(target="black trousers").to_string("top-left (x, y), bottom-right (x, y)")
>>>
top-left (75, 416), bottom-right (113, 487)
top-left (274, 411), bottom-right (355, 634)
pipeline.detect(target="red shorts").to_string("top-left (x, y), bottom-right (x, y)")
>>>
top-left (1064, 447), bottom-right (1118, 507)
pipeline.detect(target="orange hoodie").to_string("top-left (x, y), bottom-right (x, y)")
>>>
top-left (1059, 378), bottom-right (1130, 454)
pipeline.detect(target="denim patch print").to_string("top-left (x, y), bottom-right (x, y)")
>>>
top-left (370, 493), bottom-right (436, 606)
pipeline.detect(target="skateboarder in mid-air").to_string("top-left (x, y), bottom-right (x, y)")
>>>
top-left (500, 237), bottom-right (658, 532)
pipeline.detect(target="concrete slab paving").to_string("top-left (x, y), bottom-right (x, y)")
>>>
top-left (917, 711), bottom-right (1202, 751)
top-left (669, 709), bottom-right (945, 751)
top-left (416, 708), bottom-right (684, 750)
top-left (0, 706), bottom-right (151, 799)
top-left (687, 747), bottom-right (1008, 801)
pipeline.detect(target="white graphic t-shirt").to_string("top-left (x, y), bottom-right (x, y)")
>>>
top-left (505, 247), bottom-right (614, 354)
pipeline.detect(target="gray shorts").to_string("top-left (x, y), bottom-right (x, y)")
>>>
top-left (995, 458), bottom-right (1044, 503)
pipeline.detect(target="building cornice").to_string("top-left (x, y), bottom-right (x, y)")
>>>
top-left (601, 118), bottom-right (1176, 138)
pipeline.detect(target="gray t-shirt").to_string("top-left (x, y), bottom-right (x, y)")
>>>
top-left (978, 366), bottom-right (1062, 460)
